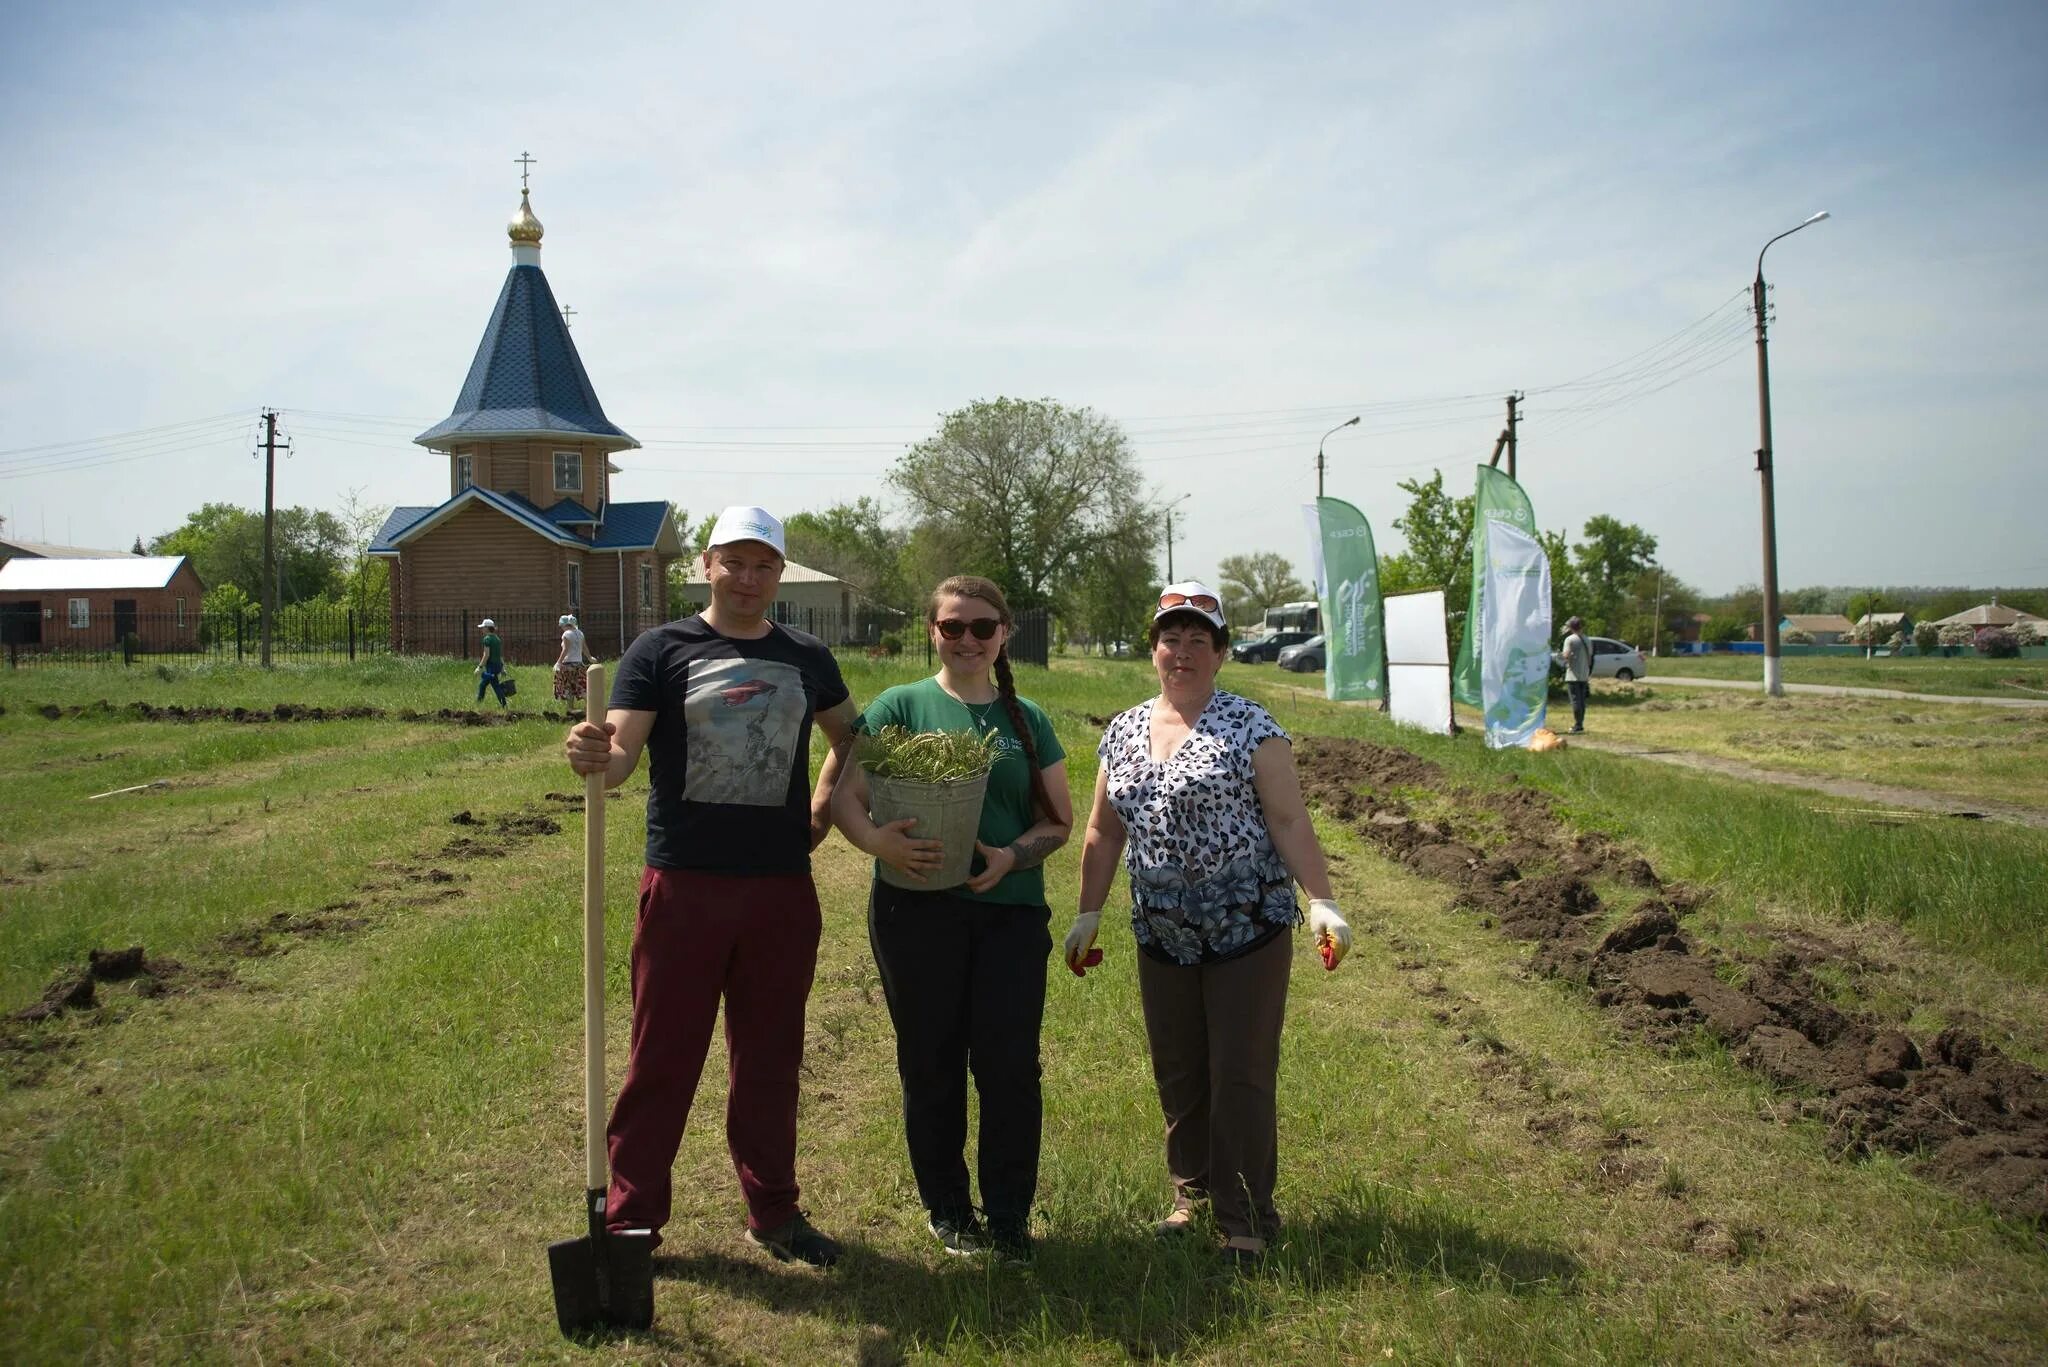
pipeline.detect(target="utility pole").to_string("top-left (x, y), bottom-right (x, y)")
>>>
top-left (1163, 494), bottom-right (1191, 581)
top-left (1505, 392), bottom-right (1521, 481)
top-left (1651, 568), bottom-right (1663, 657)
top-left (1316, 417), bottom-right (1360, 499)
top-left (1750, 211), bottom-right (1830, 697)
top-left (259, 408), bottom-right (285, 668)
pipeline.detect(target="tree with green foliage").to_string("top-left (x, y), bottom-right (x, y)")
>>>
top-left (888, 397), bottom-right (1145, 609)
top-left (1571, 515), bottom-right (1658, 635)
top-left (783, 497), bottom-right (912, 609)
top-left (1064, 512), bottom-right (1160, 654)
top-left (1216, 552), bottom-right (1308, 629)
top-left (1381, 470), bottom-right (1473, 602)
top-left (149, 502), bottom-right (350, 605)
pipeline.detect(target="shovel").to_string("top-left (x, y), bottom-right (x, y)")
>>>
top-left (548, 664), bottom-right (656, 1336)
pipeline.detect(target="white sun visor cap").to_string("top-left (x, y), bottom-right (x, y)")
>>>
top-left (706, 505), bottom-right (786, 559)
top-left (1153, 581), bottom-right (1227, 631)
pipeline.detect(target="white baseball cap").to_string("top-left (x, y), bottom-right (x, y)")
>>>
top-left (1153, 581), bottom-right (1227, 630)
top-left (706, 505), bottom-right (786, 558)
top-left (476, 618), bottom-right (496, 629)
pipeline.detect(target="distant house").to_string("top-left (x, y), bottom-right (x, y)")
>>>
top-left (0, 536), bottom-right (140, 569)
top-left (0, 555), bottom-right (206, 652)
top-left (1853, 610), bottom-right (1912, 640)
top-left (1779, 613), bottom-right (1854, 645)
top-left (1928, 602), bottom-right (2046, 631)
top-left (677, 560), bottom-right (899, 644)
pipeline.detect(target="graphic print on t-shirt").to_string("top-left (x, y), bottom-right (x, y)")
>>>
top-left (683, 657), bottom-right (805, 805)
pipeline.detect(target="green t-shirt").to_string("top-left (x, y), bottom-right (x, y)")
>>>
top-left (856, 676), bottom-right (1066, 905)
top-left (482, 633), bottom-right (504, 672)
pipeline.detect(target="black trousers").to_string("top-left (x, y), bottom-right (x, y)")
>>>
top-left (867, 881), bottom-right (1051, 1225)
top-left (1567, 680), bottom-right (1589, 729)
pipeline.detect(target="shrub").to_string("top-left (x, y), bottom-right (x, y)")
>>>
top-left (1912, 621), bottom-right (1940, 651)
top-left (880, 629), bottom-right (907, 657)
top-left (1782, 629), bottom-right (1814, 645)
top-left (1939, 623), bottom-right (1975, 648)
top-left (1975, 627), bottom-right (2020, 659)
top-left (2014, 620), bottom-right (2042, 647)
top-left (1886, 630), bottom-right (1906, 648)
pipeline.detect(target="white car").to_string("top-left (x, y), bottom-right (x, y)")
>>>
top-left (1585, 637), bottom-right (1646, 681)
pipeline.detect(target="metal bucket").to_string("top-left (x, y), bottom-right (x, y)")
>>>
top-left (867, 770), bottom-right (990, 891)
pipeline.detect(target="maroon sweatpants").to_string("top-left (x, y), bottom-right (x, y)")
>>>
top-left (605, 866), bottom-right (821, 1237)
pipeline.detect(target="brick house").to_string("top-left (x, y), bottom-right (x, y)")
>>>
top-left (0, 555), bottom-right (206, 652)
top-left (371, 183), bottom-right (683, 664)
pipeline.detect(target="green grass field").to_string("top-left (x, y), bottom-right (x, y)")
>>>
top-left (3, 656), bottom-right (2044, 1362)
top-left (1643, 652), bottom-right (2048, 698)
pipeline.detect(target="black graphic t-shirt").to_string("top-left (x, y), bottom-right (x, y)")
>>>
top-left (611, 615), bottom-right (849, 874)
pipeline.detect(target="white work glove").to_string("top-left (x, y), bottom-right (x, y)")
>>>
top-left (1063, 911), bottom-right (1103, 975)
top-left (1308, 898), bottom-right (1351, 970)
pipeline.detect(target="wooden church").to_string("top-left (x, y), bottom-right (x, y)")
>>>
top-left (371, 173), bottom-right (684, 663)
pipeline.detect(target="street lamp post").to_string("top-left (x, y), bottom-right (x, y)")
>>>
top-left (1751, 210), bottom-right (1830, 698)
top-left (1163, 493), bottom-right (1191, 581)
top-left (1316, 416), bottom-right (1361, 499)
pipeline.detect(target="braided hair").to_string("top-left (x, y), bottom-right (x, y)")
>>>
top-left (931, 575), bottom-right (1055, 821)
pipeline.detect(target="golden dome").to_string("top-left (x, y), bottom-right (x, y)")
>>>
top-left (508, 188), bottom-right (544, 245)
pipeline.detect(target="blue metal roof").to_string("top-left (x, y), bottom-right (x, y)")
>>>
top-left (591, 501), bottom-right (675, 550)
top-left (369, 506), bottom-right (435, 555)
top-left (373, 491), bottom-right (677, 554)
top-left (413, 264), bottom-right (638, 450)
top-left (544, 497), bottom-right (598, 525)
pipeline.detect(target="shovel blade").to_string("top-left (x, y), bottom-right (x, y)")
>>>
top-left (548, 1229), bottom-right (656, 1337)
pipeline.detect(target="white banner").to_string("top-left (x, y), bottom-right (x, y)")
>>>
top-left (1480, 521), bottom-right (1553, 750)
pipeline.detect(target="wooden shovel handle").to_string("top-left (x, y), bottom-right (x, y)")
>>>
top-left (582, 664), bottom-right (608, 1194)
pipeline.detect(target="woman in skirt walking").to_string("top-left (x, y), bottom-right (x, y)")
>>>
top-left (554, 613), bottom-right (590, 713)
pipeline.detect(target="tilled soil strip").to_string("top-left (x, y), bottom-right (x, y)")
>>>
top-left (17, 701), bottom-right (582, 725)
top-left (1295, 735), bottom-right (2048, 1226)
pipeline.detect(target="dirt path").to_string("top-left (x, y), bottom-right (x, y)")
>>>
top-left (1567, 735), bottom-right (2048, 830)
top-left (1651, 675), bottom-right (2048, 709)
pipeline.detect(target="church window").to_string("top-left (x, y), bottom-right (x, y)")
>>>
top-left (567, 562), bottom-right (582, 610)
top-left (69, 598), bottom-right (90, 629)
top-left (455, 454), bottom-right (474, 492)
top-left (554, 451), bottom-right (582, 494)
top-left (640, 564), bottom-right (654, 610)
top-left (175, 597), bottom-right (187, 628)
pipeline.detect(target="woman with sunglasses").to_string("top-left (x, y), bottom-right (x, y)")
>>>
top-left (832, 575), bottom-right (1072, 1262)
top-left (1065, 581), bottom-right (1351, 1268)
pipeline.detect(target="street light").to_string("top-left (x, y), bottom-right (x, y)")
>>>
top-left (1316, 416), bottom-right (1360, 499)
top-left (1163, 493), bottom-right (1192, 581)
top-left (1751, 210), bottom-right (1830, 698)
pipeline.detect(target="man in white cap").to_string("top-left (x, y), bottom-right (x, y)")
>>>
top-left (473, 618), bottom-right (510, 707)
top-left (564, 505), bottom-right (859, 1268)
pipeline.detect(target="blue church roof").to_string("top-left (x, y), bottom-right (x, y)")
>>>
top-left (413, 264), bottom-right (638, 451)
top-left (370, 492), bottom-right (679, 555)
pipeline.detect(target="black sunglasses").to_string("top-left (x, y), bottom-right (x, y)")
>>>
top-left (935, 618), bottom-right (1001, 640)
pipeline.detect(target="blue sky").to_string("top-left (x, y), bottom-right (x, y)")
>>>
top-left (4, 0), bottom-right (2044, 595)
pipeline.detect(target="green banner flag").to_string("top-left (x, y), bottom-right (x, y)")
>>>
top-left (1452, 465), bottom-right (1538, 706)
top-left (1306, 497), bottom-right (1384, 702)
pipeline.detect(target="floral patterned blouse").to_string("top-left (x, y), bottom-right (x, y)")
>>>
top-left (1097, 690), bottom-right (1301, 966)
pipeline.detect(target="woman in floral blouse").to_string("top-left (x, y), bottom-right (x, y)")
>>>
top-left (1066, 582), bottom-right (1352, 1267)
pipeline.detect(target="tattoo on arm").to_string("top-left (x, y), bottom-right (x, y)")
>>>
top-left (1008, 833), bottom-right (1063, 870)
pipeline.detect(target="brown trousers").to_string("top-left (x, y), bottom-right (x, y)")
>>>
top-left (1135, 928), bottom-right (1292, 1240)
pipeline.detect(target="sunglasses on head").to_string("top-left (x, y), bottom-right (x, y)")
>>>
top-left (935, 618), bottom-right (1002, 640)
top-left (1158, 592), bottom-right (1220, 613)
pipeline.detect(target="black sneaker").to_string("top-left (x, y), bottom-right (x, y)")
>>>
top-left (745, 1211), bottom-right (841, 1268)
top-left (985, 1216), bottom-right (1034, 1266)
top-left (927, 1211), bottom-right (986, 1257)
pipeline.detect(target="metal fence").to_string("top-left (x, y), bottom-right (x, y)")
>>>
top-left (0, 601), bottom-right (998, 668)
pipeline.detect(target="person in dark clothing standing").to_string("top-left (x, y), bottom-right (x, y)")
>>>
top-left (1560, 615), bottom-right (1591, 734)
top-left (563, 505), bottom-right (858, 1269)
top-left (831, 576), bottom-right (1072, 1262)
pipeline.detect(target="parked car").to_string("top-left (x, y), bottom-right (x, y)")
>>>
top-left (1277, 635), bottom-right (1326, 672)
top-left (1555, 636), bottom-right (1647, 681)
top-left (1231, 629), bottom-right (1312, 663)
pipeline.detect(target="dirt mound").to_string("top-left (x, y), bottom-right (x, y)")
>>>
top-left (1298, 734), bottom-right (2048, 1225)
